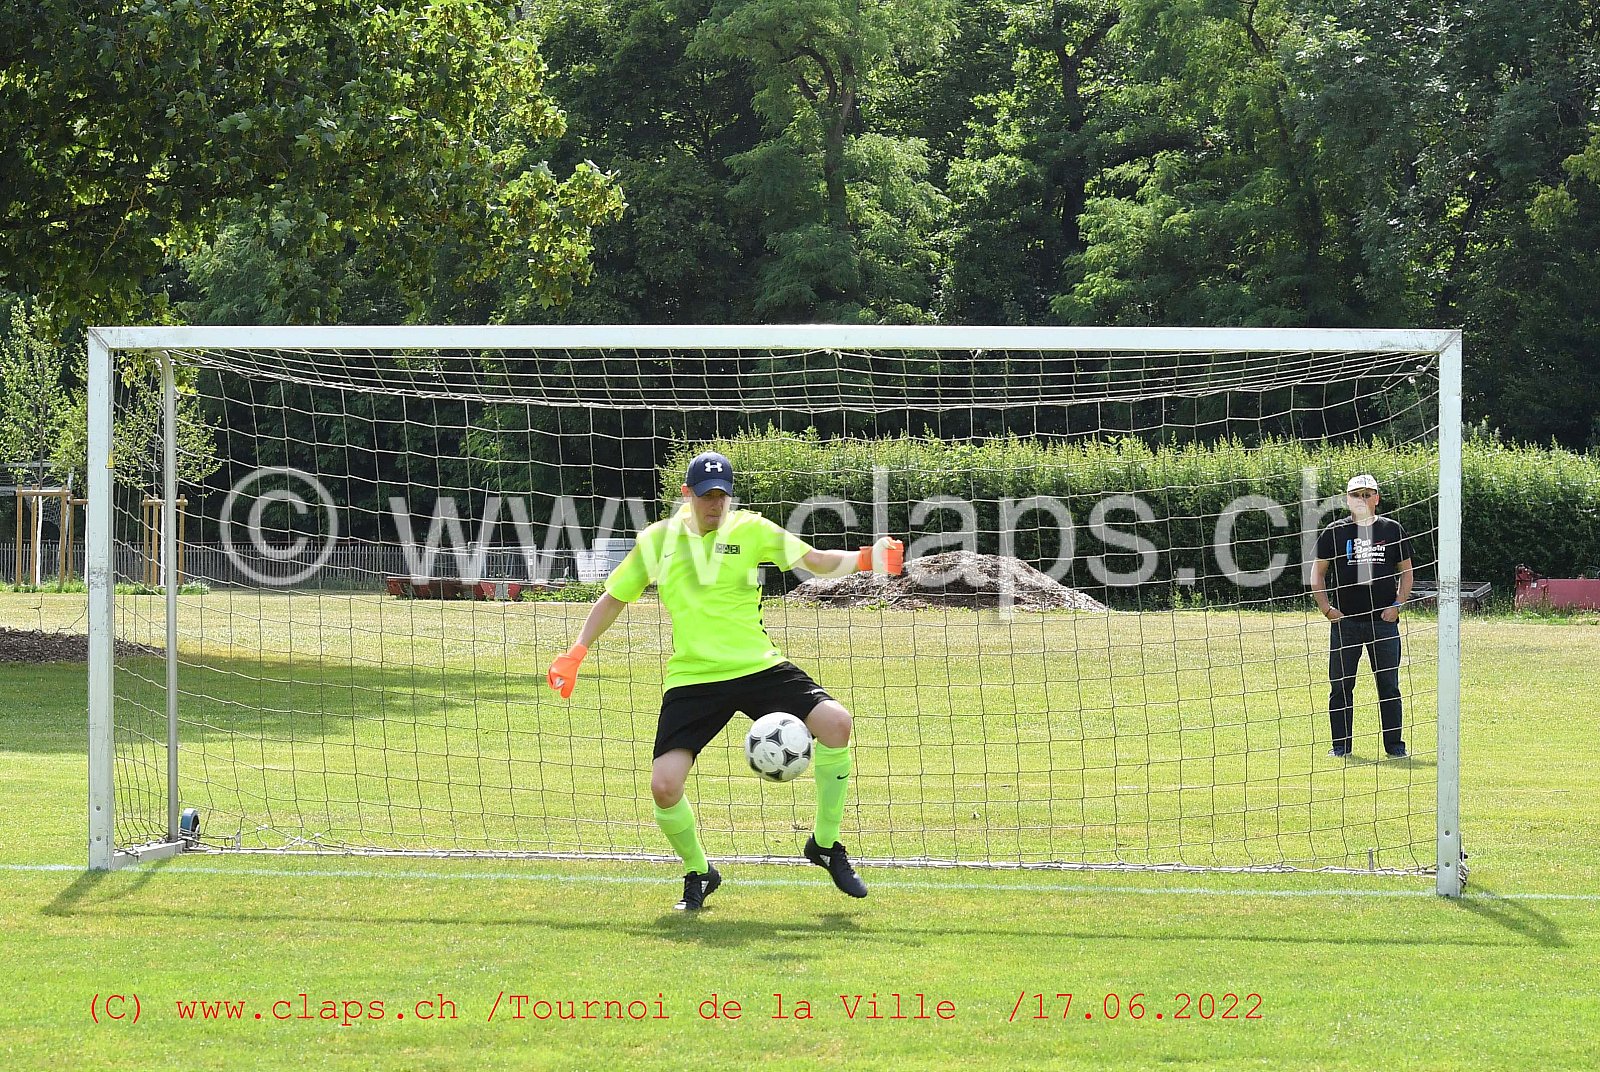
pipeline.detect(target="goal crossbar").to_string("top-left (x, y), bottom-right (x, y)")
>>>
top-left (90, 324), bottom-right (1459, 354)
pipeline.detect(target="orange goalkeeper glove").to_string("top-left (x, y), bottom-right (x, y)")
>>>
top-left (547, 642), bottom-right (588, 699)
top-left (856, 537), bottom-right (905, 575)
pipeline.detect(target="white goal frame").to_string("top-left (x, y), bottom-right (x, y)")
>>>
top-left (85, 325), bottom-right (1465, 895)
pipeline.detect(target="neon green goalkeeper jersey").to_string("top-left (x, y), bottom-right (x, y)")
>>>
top-left (604, 506), bottom-right (814, 690)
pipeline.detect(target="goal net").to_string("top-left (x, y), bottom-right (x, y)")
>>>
top-left (86, 326), bottom-right (1463, 892)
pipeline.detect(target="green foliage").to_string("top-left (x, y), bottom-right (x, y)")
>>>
top-left (108, 581), bottom-right (211, 596)
top-left (520, 580), bottom-right (610, 603)
top-left (95, 358), bottom-right (220, 492)
top-left (1, 579), bottom-right (87, 594)
top-left (7, 0), bottom-right (1600, 449)
top-left (0, 307), bottom-right (221, 495)
top-left (1049, 0), bottom-right (1600, 446)
top-left (939, 1), bottom-right (1123, 323)
top-left (692, 0), bottom-right (953, 319)
top-left (0, 302), bottom-right (72, 480)
top-left (665, 430), bottom-right (1600, 605)
top-left (528, 0), bottom-right (767, 323)
top-left (1, 0), bottom-right (623, 323)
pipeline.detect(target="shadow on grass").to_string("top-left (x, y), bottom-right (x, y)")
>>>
top-left (4, 654), bottom-right (576, 755)
top-left (1341, 753), bottom-right (1438, 770)
top-left (1451, 884), bottom-right (1568, 948)
top-left (39, 875), bottom-right (1567, 952)
top-left (649, 909), bottom-right (870, 951)
top-left (41, 857), bottom-right (176, 917)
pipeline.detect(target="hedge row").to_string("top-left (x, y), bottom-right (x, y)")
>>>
top-left (662, 432), bottom-right (1600, 607)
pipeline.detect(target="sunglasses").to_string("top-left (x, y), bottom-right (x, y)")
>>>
top-left (1347, 490), bottom-right (1377, 498)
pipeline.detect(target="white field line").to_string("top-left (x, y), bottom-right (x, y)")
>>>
top-left (4, 862), bottom-right (1597, 901)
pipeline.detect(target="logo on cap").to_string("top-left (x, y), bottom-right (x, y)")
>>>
top-left (1346, 473), bottom-right (1379, 493)
top-left (687, 451), bottom-right (736, 495)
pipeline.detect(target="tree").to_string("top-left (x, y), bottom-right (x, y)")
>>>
top-left (940, 1), bottom-right (1123, 323)
top-left (1053, 0), bottom-right (1342, 326)
top-left (693, 0), bottom-right (953, 319)
top-left (1291, 0), bottom-right (1600, 444)
top-left (0, 302), bottom-right (71, 480)
top-left (527, 0), bottom-right (767, 323)
top-left (0, 0), bottom-right (623, 323)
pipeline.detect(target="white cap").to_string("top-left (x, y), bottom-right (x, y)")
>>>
top-left (1346, 474), bottom-right (1379, 493)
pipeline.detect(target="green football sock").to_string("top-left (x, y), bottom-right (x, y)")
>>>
top-left (653, 796), bottom-right (708, 874)
top-left (812, 741), bottom-right (852, 848)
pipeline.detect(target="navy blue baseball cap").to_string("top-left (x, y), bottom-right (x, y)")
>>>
top-left (685, 451), bottom-right (735, 495)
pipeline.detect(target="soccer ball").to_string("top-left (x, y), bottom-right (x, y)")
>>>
top-left (744, 712), bottom-right (813, 782)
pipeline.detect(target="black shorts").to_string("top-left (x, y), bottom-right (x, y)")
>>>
top-left (654, 662), bottom-right (834, 759)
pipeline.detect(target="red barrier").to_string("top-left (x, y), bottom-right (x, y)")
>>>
top-left (1514, 566), bottom-right (1600, 611)
top-left (383, 577), bottom-right (546, 601)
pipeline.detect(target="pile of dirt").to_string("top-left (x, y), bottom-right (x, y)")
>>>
top-left (0, 627), bottom-right (162, 663)
top-left (788, 550), bottom-right (1109, 612)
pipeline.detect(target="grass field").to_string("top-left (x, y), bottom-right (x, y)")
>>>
top-left (2, 591), bottom-right (1597, 1070)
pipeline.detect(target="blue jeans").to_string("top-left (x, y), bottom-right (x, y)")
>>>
top-left (1328, 616), bottom-right (1405, 753)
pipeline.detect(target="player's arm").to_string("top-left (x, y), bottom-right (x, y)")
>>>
top-left (549, 541), bottom-right (650, 698)
top-left (1384, 519), bottom-right (1416, 621)
top-left (575, 592), bottom-right (629, 647)
top-left (548, 594), bottom-right (628, 698)
top-left (1381, 557), bottom-right (1415, 622)
top-left (801, 536), bottom-right (905, 578)
top-left (1310, 558), bottom-right (1342, 621)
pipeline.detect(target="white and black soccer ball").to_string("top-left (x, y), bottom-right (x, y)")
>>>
top-left (744, 711), bottom-right (813, 782)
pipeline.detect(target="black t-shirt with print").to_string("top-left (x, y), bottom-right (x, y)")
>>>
top-left (1314, 516), bottom-right (1412, 618)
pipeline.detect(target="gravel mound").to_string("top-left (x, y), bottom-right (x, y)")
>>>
top-left (0, 627), bottom-right (162, 663)
top-left (788, 551), bottom-right (1109, 612)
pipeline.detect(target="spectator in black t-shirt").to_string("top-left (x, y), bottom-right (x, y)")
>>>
top-left (1311, 474), bottom-right (1414, 759)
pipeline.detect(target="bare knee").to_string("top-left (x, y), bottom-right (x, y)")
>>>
top-left (651, 752), bottom-right (692, 808)
top-left (651, 772), bottom-right (685, 809)
top-left (806, 700), bottom-right (852, 748)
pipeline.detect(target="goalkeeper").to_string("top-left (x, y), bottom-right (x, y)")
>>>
top-left (547, 451), bottom-right (904, 911)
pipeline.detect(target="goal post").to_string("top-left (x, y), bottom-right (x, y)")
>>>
top-left (85, 324), bottom-right (1464, 895)
top-left (1436, 334), bottom-right (1464, 897)
top-left (86, 329), bottom-right (114, 870)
